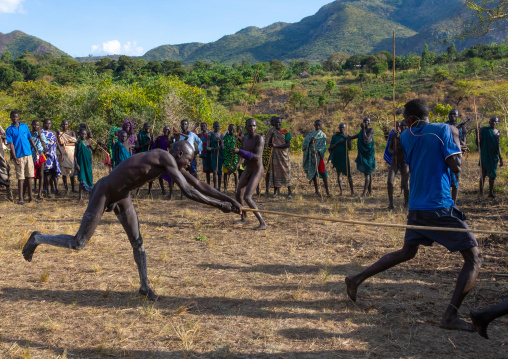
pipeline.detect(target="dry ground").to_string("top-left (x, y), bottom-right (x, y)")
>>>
top-left (0, 153), bottom-right (507, 358)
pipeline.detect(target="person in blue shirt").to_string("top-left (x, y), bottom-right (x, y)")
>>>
top-left (5, 110), bottom-right (39, 204)
top-left (345, 99), bottom-right (482, 333)
top-left (177, 119), bottom-right (202, 179)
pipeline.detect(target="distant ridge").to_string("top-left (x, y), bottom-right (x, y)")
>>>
top-left (141, 0), bottom-right (508, 64)
top-left (0, 30), bottom-right (69, 58)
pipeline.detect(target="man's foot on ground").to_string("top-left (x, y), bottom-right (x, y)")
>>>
top-left (270, 194), bottom-right (279, 199)
top-left (22, 231), bottom-right (40, 262)
top-left (339, 192), bottom-right (343, 196)
top-left (314, 192), bottom-right (321, 197)
top-left (345, 276), bottom-right (358, 302)
top-left (470, 311), bottom-right (489, 339)
top-left (287, 195), bottom-right (292, 200)
top-left (439, 317), bottom-right (475, 332)
top-left (253, 224), bottom-right (267, 231)
top-left (488, 193), bottom-right (495, 198)
top-left (139, 288), bottom-right (159, 302)
top-left (388, 204), bottom-right (395, 210)
top-left (161, 190), bottom-right (167, 196)
top-left (233, 218), bottom-right (247, 225)
top-left (17, 200), bottom-right (24, 205)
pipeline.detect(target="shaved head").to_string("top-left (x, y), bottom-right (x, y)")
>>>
top-left (170, 140), bottom-right (194, 156)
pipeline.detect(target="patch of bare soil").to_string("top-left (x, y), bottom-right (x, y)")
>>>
top-left (0, 153), bottom-right (506, 358)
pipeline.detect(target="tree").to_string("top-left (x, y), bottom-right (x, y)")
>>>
top-left (338, 86), bottom-right (362, 109)
top-left (269, 59), bottom-right (285, 79)
top-left (325, 80), bottom-right (336, 94)
top-left (447, 43), bottom-right (458, 61)
top-left (0, 64), bottom-right (15, 89)
top-left (372, 61), bottom-right (388, 77)
top-left (421, 44), bottom-right (434, 68)
top-left (461, 1), bottom-right (508, 38)
top-left (0, 51), bottom-right (13, 64)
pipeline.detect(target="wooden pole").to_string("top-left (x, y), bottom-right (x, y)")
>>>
top-left (240, 68), bottom-right (259, 127)
top-left (392, 31), bottom-right (398, 166)
top-left (240, 208), bottom-right (508, 236)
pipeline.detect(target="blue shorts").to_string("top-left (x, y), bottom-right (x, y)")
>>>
top-left (404, 205), bottom-right (477, 252)
top-left (450, 172), bottom-right (459, 188)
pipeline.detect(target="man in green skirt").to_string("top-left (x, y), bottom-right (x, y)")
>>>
top-left (476, 117), bottom-right (503, 198)
top-left (350, 117), bottom-right (375, 197)
top-left (328, 123), bottom-right (354, 196)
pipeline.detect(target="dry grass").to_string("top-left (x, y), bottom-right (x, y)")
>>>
top-left (0, 153), bottom-right (507, 358)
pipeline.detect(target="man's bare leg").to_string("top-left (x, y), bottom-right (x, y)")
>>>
top-left (345, 243), bottom-right (419, 301)
top-left (488, 177), bottom-right (495, 198)
top-left (158, 177), bottom-right (166, 195)
top-left (439, 247), bottom-right (482, 331)
top-left (361, 174), bottom-right (370, 197)
top-left (401, 166), bottom-right (409, 208)
top-left (234, 171), bottom-right (249, 224)
top-left (470, 299), bottom-right (508, 339)
top-left (115, 198), bottom-right (158, 301)
top-left (243, 169), bottom-right (266, 230)
top-left (337, 171), bottom-right (343, 196)
top-left (312, 176), bottom-right (320, 196)
top-left (22, 190), bottom-right (106, 261)
top-left (322, 174), bottom-right (330, 197)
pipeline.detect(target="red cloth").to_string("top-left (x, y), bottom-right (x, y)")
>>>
top-left (33, 154), bottom-right (47, 177)
top-left (318, 158), bottom-right (326, 174)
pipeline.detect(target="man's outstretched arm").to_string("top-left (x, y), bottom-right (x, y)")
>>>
top-left (182, 171), bottom-right (241, 213)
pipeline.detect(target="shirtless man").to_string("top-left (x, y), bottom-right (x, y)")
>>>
top-left (446, 110), bottom-right (467, 202)
top-left (387, 121), bottom-right (409, 209)
top-left (22, 141), bottom-right (242, 301)
top-left (346, 99), bottom-right (482, 332)
top-left (233, 118), bottom-right (267, 230)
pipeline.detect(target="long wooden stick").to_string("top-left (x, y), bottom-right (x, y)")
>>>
top-left (240, 208), bottom-right (508, 236)
top-left (240, 68), bottom-right (259, 127)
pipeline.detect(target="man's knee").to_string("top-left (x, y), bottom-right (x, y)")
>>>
top-left (129, 234), bottom-right (144, 250)
top-left (72, 236), bottom-right (88, 250)
top-left (463, 247), bottom-right (483, 268)
top-left (401, 245), bottom-right (418, 260)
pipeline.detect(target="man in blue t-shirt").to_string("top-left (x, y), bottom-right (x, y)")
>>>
top-left (345, 99), bottom-right (482, 333)
top-left (5, 110), bottom-right (39, 204)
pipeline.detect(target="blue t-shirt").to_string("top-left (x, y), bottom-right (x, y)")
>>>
top-left (6, 122), bottom-right (33, 158)
top-left (400, 123), bottom-right (461, 210)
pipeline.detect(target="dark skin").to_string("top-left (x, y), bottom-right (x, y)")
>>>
top-left (328, 124), bottom-right (354, 196)
top-left (233, 119), bottom-right (267, 230)
top-left (349, 117), bottom-right (374, 197)
top-left (309, 120), bottom-right (330, 197)
top-left (476, 117), bottom-right (503, 198)
top-left (75, 129), bottom-right (96, 203)
top-left (263, 118), bottom-right (276, 197)
top-left (78, 123), bottom-right (93, 139)
top-left (7, 112), bottom-right (38, 203)
top-left (57, 119), bottom-right (77, 193)
top-left (207, 122), bottom-right (224, 191)
top-left (387, 121), bottom-right (409, 209)
top-left (200, 122), bottom-right (211, 186)
top-left (22, 141), bottom-right (242, 301)
top-left (31, 120), bottom-right (48, 200)
top-left (470, 299), bottom-right (508, 339)
top-left (223, 124), bottom-right (238, 193)
top-left (267, 118), bottom-right (292, 199)
top-left (447, 110), bottom-right (467, 202)
top-left (42, 119), bottom-right (60, 197)
top-left (236, 126), bottom-right (244, 178)
top-left (345, 108), bottom-right (483, 332)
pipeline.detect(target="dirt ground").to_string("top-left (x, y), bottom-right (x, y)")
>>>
top-left (0, 153), bottom-right (507, 358)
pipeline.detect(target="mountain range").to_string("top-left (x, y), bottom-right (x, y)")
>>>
top-left (2, 0), bottom-right (508, 64)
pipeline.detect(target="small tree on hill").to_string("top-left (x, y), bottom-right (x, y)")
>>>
top-left (338, 86), bottom-right (363, 109)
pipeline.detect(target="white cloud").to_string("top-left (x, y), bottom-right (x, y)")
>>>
top-left (90, 40), bottom-right (144, 56)
top-left (0, 0), bottom-right (25, 13)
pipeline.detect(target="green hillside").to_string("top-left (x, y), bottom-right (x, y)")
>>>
top-left (0, 30), bottom-right (69, 58)
top-left (141, 0), bottom-right (508, 64)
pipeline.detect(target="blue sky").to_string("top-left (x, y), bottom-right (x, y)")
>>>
top-left (0, 0), bottom-right (334, 57)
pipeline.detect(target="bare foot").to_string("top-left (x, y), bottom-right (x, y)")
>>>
top-left (488, 193), bottom-right (495, 198)
top-left (388, 204), bottom-right (394, 210)
top-left (439, 317), bottom-right (475, 332)
top-left (470, 311), bottom-right (489, 339)
top-left (233, 218), bottom-right (247, 225)
top-left (253, 224), bottom-right (267, 231)
top-left (286, 195), bottom-right (292, 200)
top-left (139, 288), bottom-right (159, 302)
top-left (22, 231), bottom-right (40, 262)
top-left (345, 276), bottom-right (357, 302)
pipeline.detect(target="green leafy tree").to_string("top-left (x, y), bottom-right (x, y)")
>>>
top-left (0, 64), bottom-right (15, 89)
top-left (447, 43), bottom-right (458, 61)
top-left (421, 44), bottom-right (434, 68)
top-left (0, 51), bottom-right (13, 64)
top-left (372, 61), bottom-right (388, 77)
top-left (325, 80), bottom-right (336, 94)
top-left (338, 86), bottom-right (363, 109)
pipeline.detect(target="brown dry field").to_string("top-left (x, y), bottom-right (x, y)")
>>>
top-left (0, 153), bottom-right (507, 358)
